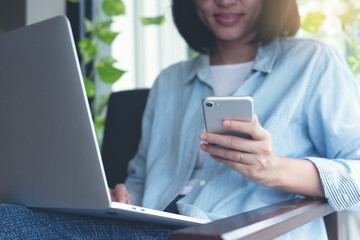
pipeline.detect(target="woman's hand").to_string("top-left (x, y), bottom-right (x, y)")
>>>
top-left (109, 184), bottom-right (133, 204)
top-left (199, 115), bottom-right (283, 188)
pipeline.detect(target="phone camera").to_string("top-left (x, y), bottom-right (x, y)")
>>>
top-left (206, 102), bottom-right (214, 107)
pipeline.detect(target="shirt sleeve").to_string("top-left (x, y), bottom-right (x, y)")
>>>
top-left (303, 44), bottom-right (360, 211)
top-left (124, 78), bottom-right (159, 206)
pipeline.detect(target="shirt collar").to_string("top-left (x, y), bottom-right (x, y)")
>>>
top-left (184, 54), bottom-right (211, 84)
top-left (252, 38), bottom-right (279, 73)
top-left (183, 38), bottom-right (280, 84)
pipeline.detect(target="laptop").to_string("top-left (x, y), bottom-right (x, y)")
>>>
top-left (0, 16), bottom-right (208, 227)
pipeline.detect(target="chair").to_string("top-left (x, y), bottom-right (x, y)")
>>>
top-left (101, 89), bottom-right (342, 240)
top-left (102, 89), bottom-right (149, 188)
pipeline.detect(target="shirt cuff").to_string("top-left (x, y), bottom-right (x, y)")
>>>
top-left (305, 157), bottom-right (360, 211)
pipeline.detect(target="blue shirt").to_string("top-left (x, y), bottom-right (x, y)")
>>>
top-left (125, 37), bottom-right (360, 239)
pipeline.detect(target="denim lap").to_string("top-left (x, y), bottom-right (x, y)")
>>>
top-left (0, 204), bottom-right (173, 239)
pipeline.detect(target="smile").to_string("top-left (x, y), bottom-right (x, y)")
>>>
top-left (214, 13), bottom-right (243, 26)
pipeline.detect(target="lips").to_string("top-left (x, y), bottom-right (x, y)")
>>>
top-left (214, 13), bottom-right (243, 26)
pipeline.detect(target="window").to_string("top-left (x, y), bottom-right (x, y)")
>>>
top-left (109, 0), bottom-right (188, 91)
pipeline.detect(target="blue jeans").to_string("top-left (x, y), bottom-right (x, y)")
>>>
top-left (0, 195), bottom-right (185, 239)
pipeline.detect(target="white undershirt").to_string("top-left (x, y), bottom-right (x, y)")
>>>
top-left (181, 61), bottom-right (254, 195)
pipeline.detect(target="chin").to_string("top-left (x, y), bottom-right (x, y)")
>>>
top-left (217, 34), bottom-right (245, 42)
top-left (213, 30), bottom-right (245, 41)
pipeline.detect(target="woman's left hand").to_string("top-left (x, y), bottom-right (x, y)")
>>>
top-left (199, 115), bottom-right (283, 188)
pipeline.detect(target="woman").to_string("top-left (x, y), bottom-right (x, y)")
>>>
top-left (120, 0), bottom-right (360, 238)
top-left (2, 0), bottom-right (360, 239)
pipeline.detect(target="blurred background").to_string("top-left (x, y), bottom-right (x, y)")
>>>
top-left (0, 1), bottom-right (359, 238)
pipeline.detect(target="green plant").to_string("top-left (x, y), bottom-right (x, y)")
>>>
top-left (140, 16), bottom-right (165, 26)
top-left (298, 0), bottom-right (360, 82)
top-left (67, 0), bottom-right (165, 145)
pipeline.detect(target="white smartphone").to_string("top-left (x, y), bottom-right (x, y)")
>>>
top-left (202, 96), bottom-right (254, 139)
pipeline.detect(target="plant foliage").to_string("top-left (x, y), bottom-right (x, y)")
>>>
top-left (299, 2), bottom-right (360, 82)
top-left (102, 0), bottom-right (125, 16)
top-left (67, 0), bottom-right (165, 144)
top-left (140, 16), bottom-right (166, 26)
top-left (95, 57), bottom-right (126, 84)
top-left (67, 0), bottom-right (126, 144)
top-left (301, 12), bottom-right (327, 34)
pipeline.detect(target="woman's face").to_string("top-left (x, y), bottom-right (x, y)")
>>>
top-left (193, 0), bottom-right (263, 44)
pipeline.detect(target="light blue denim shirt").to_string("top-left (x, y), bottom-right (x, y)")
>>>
top-left (125, 37), bottom-right (360, 239)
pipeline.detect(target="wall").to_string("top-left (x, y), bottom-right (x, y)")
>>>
top-left (0, 1), bottom-right (26, 31)
top-left (26, 0), bottom-right (66, 25)
top-left (0, 0), bottom-right (66, 32)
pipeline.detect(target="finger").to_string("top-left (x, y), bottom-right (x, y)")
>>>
top-left (114, 184), bottom-right (128, 203)
top-left (223, 115), bottom-right (268, 140)
top-left (254, 114), bottom-right (259, 124)
top-left (201, 144), bottom-right (252, 165)
top-left (200, 132), bottom-right (256, 153)
top-left (210, 154), bottom-right (250, 176)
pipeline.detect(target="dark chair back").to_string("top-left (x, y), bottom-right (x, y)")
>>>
top-left (101, 89), bottom-right (149, 188)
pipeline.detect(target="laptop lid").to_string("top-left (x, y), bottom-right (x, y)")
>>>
top-left (0, 16), bottom-right (111, 210)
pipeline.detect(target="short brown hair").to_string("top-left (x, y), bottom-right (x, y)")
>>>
top-left (172, 0), bottom-right (300, 54)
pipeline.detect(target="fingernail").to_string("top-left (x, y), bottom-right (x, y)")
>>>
top-left (223, 121), bottom-right (230, 127)
top-left (200, 133), bottom-right (207, 141)
top-left (200, 144), bottom-right (207, 150)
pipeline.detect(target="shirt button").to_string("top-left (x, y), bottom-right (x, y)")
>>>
top-left (199, 180), bottom-right (206, 186)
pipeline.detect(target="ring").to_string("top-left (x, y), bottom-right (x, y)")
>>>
top-left (239, 152), bottom-right (244, 163)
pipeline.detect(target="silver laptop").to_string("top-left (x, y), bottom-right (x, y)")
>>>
top-left (0, 16), bottom-right (207, 227)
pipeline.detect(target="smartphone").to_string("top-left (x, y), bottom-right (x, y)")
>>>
top-left (202, 96), bottom-right (254, 139)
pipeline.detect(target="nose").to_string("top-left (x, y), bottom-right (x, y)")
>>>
top-left (215, 0), bottom-right (237, 7)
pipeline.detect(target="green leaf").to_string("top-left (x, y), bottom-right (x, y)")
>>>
top-left (345, 34), bottom-right (359, 51)
top-left (301, 12), bottom-right (326, 34)
top-left (339, 9), bottom-right (360, 29)
top-left (95, 57), bottom-right (125, 84)
top-left (349, 38), bottom-right (358, 50)
top-left (140, 16), bottom-right (166, 26)
top-left (0, 29), bottom-right (4, 34)
top-left (94, 116), bottom-right (105, 129)
top-left (83, 75), bottom-right (95, 98)
top-left (97, 19), bottom-right (113, 28)
top-left (87, 19), bottom-right (113, 31)
top-left (94, 117), bottom-right (105, 134)
top-left (78, 38), bottom-right (98, 64)
top-left (84, 19), bottom-right (118, 45)
top-left (84, 18), bottom-right (96, 34)
top-left (95, 96), bottom-right (109, 116)
top-left (94, 116), bottom-right (106, 146)
top-left (188, 47), bottom-right (199, 58)
top-left (348, 56), bottom-right (359, 73)
top-left (102, 0), bottom-right (125, 16)
top-left (94, 27), bottom-right (119, 45)
top-left (67, 0), bottom-right (82, 3)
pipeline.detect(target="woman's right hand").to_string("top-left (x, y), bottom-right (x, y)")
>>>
top-left (109, 184), bottom-right (132, 204)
